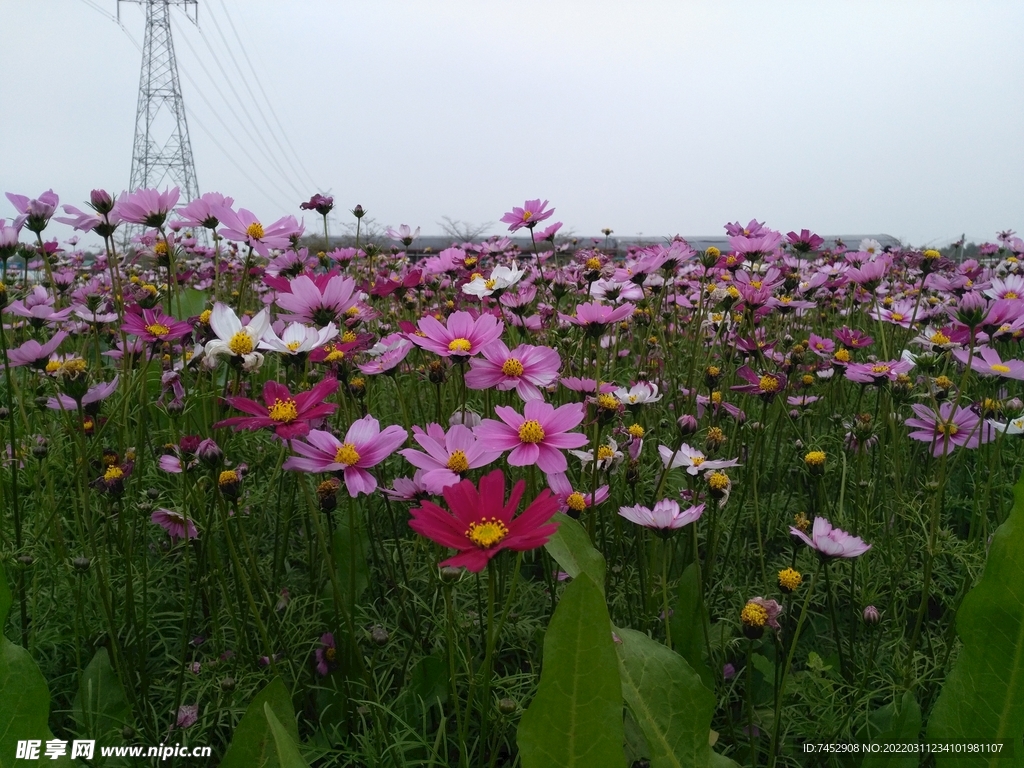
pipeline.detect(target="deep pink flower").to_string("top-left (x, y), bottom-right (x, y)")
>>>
top-left (300, 194), bottom-right (334, 216)
top-left (730, 365), bottom-right (786, 400)
top-left (151, 508), bottom-right (199, 541)
top-left (474, 400), bottom-right (588, 474)
top-left (905, 402), bottom-right (993, 456)
top-left (786, 229), bottom-right (824, 253)
top-left (500, 199), bottom-right (554, 232)
top-left (216, 377), bottom-right (338, 440)
top-left (790, 517), bottom-right (871, 558)
top-left (122, 308), bottom-right (192, 343)
top-left (315, 632), bottom-right (337, 676)
top-left (216, 206), bottom-right (302, 257)
top-left (619, 499), bottom-right (705, 532)
top-left (409, 469), bottom-right (560, 572)
top-left (282, 416), bottom-right (408, 496)
top-left (176, 704), bottom-right (199, 730)
top-left (118, 187), bottom-right (180, 228)
top-left (834, 326), bottom-right (873, 349)
top-left (465, 341), bottom-right (560, 401)
top-left (410, 310), bottom-right (504, 359)
top-left (399, 423), bottom-right (502, 494)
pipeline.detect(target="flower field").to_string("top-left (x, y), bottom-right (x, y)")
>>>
top-left (1, 189), bottom-right (1023, 767)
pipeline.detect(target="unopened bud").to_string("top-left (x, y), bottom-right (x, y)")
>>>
top-left (370, 626), bottom-right (389, 646)
top-left (863, 605), bottom-right (880, 625)
top-left (497, 698), bottom-right (517, 715)
top-left (677, 414), bottom-right (698, 436)
top-left (439, 565), bottom-right (462, 583)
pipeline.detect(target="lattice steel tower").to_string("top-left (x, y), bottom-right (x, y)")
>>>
top-left (122, 0), bottom-right (200, 202)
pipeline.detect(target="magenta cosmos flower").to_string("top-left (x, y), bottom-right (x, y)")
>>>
top-left (558, 302), bottom-right (635, 335)
top-left (6, 189), bottom-right (59, 233)
top-left (282, 416), bottom-right (408, 496)
top-left (177, 191), bottom-right (234, 230)
top-left (275, 273), bottom-right (358, 326)
top-left (216, 206), bottom-right (301, 257)
top-left (953, 346), bottom-right (1024, 380)
top-left (844, 358), bottom-right (914, 385)
top-left (118, 187), bottom-right (180, 228)
top-left (790, 517), bottom-right (871, 558)
top-left (905, 402), bottom-right (993, 457)
top-left (474, 400), bottom-right (588, 473)
top-left (3, 331), bottom-right (68, 369)
top-left (619, 499), bottom-right (705, 533)
top-left (151, 508), bottom-right (198, 541)
top-left (500, 199), bottom-right (554, 232)
top-left (399, 423), bottom-right (503, 494)
top-left (731, 365), bottom-right (786, 401)
top-left (409, 469), bottom-right (560, 572)
top-left (410, 310), bottom-right (504, 359)
top-left (215, 377), bottom-right (338, 440)
top-left (465, 341), bottom-right (560, 401)
top-left (122, 307), bottom-right (192, 343)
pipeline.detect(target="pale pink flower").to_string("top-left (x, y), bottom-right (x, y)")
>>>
top-left (465, 341), bottom-right (560, 401)
top-left (474, 401), bottom-right (588, 474)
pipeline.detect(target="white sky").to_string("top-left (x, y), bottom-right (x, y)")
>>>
top-left (2, 0), bottom-right (1022, 247)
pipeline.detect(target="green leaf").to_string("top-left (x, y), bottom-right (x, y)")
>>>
top-left (543, 516), bottom-right (605, 593)
top-left (0, 562), bottom-right (11, 629)
top-left (927, 470), bottom-right (1024, 768)
top-left (0, 637), bottom-right (72, 768)
top-left (862, 692), bottom-right (921, 768)
top-left (220, 677), bottom-right (299, 768)
top-left (175, 288), bottom-right (209, 320)
top-left (517, 572), bottom-right (624, 768)
top-left (72, 648), bottom-right (131, 746)
top-left (332, 515), bottom-right (370, 608)
top-left (615, 626), bottom-right (715, 768)
top-left (709, 751), bottom-right (740, 767)
top-left (669, 564), bottom-right (715, 692)
top-left (264, 704), bottom-right (310, 768)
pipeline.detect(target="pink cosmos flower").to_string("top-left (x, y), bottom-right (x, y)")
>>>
top-left (177, 191), bottom-right (234, 230)
top-left (834, 326), bottom-right (873, 349)
top-left (3, 331), bottom-right (68, 369)
top-left (399, 423), bottom-right (503, 494)
top-left (618, 499), bottom-right (705, 532)
top-left (357, 336), bottom-right (414, 375)
top-left (386, 224), bottom-right (420, 245)
top-left (7, 286), bottom-right (74, 326)
top-left (383, 470), bottom-right (432, 502)
top-left (807, 333), bottom-right (835, 358)
top-left (474, 400), bottom-right (588, 474)
top-left (176, 704), bottom-right (199, 730)
top-left (500, 199), bottom-right (554, 232)
top-left (410, 310), bottom-right (504, 359)
top-left (952, 346), bottom-right (1024, 379)
top-left (215, 377), bottom-right (338, 440)
top-left (558, 302), bottom-right (635, 334)
top-left (546, 471), bottom-right (608, 517)
top-left (844, 359), bottom-right (914, 385)
top-left (905, 402), bottom-right (993, 456)
top-left (408, 469), bottom-right (560, 572)
top-left (282, 416), bottom-right (408, 496)
top-left (983, 274), bottom-right (1024, 301)
top-left (47, 377), bottom-right (119, 412)
top-left (274, 273), bottom-right (358, 325)
top-left (315, 632), bottom-right (337, 676)
top-left (216, 206), bottom-right (301, 257)
top-left (790, 517), bottom-right (871, 558)
top-left (151, 508), bottom-right (199, 541)
top-left (122, 308), bottom-right (192, 343)
top-left (6, 189), bottom-right (59, 233)
top-left (731, 365), bottom-right (786, 400)
top-left (118, 187), bottom-right (180, 228)
top-left (465, 341), bottom-right (560, 401)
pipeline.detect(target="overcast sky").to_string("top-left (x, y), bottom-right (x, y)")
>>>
top-left (2, 1), bottom-right (1022, 248)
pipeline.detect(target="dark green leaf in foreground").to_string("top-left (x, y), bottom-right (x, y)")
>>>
top-left (544, 515), bottom-right (606, 593)
top-left (0, 562), bottom-right (11, 629)
top-left (72, 648), bottom-right (132, 748)
top-left (862, 691), bottom-right (921, 768)
top-left (615, 626), bottom-right (715, 768)
top-left (220, 677), bottom-right (300, 768)
top-left (517, 572), bottom-right (624, 768)
top-left (0, 637), bottom-right (71, 768)
top-left (927, 471), bottom-right (1024, 768)
top-left (264, 704), bottom-right (310, 768)
top-left (670, 563), bottom-right (715, 692)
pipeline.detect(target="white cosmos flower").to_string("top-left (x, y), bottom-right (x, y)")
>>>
top-left (615, 381), bottom-right (662, 406)
top-left (260, 321), bottom-right (338, 355)
top-left (204, 302), bottom-right (270, 371)
top-left (570, 438), bottom-right (624, 471)
top-left (990, 416), bottom-right (1024, 435)
top-left (461, 261), bottom-right (525, 298)
top-left (658, 443), bottom-right (741, 475)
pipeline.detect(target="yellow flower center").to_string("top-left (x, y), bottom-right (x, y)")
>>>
top-left (325, 348), bottom-right (345, 363)
top-left (283, 340), bottom-right (301, 352)
top-left (153, 241), bottom-right (168, 256)
top-left (706, 246), bottom-right (720, 258)
top-left (750, 280), bottom-right (762, 289)
top-left (741, 602), bottom-right (768, 628)
top-left (707, 427), bottom-right (725, 443)
top-left (726, 286), bottom-right (740, 299)
top-left (690, 456), bottom-right (705, 466)
top-left (342, 331), bottom-right (357, 343)
top-left (936, 423), bottom-right (959, 436)
top-left (597, 393), bottom-right (619, 410)
top-left (834, 348), bottom-right (851, 362)
top-left (628, 424), bottom-right (645, 438)
top-left (923, 249), bottom-right (940, 259)
top-left (522, 210), bottom-right (533, 221)
top-left (890, 312), bottom-right (904, 321)
top-left (802, 374), bottom-right (814, 385)
top-left (146, 323), bottom-right (170, 337)
top-left (1005, 291), bottom-right (1018, 299)
top-left (143, 284), bottom-right (159, 296)
top-left (246, 222), bottom-right (265, 240)
top-left (758, 375), bottom-right (779, 393)
top-left (446, 450), bottom-right (469, 473)
top-left (804, 450), bottom-right (826, 466)
top-left (485, 278), bottom-right (497, 290)
top-left (501, 358), bottom-right (525, 377)
top-left (228, 331), bottom-right (254, 356)
top-left (45, 361), bottom-right (61, 374)
top-left (930, 331), bottom-right (950, 345)
top-left (991, 364), bottom-right (1011, 373)
top-left (585, 257), bottom-right (601, 270)
top-left (268, 398), bottom-right (298, 423)
top-left (325, 647), bottom-right (336, 662)
top-left (199, 309), bottom-right (212, 324)
top-left (711, 391), bottom-right (722, 404)
top-left (597, 445), bottom-right (615, 461)
top-left (334, 443), bottom-right (361, 466)
top-left (518, 420), bottom-right (546, 444)
top-left (467, 518), bottom-right (509, 548)
top-left (103, 466), bottom-right (124, 482)
top-left (706, 365), bottom-right (721, 377)
top-left (566, 492), bottom-right (587, 512)
top-left (871, 364), bottom-right (890, 374)
top-left (779, 568), bottom-right (803, 590)
top-left (448, 338), bottom-right (472, 354)
top-left (464, 257), bottom-right (478, 268)
top-left (708, 471), bottom-right (730, 490)
top-left (218, 470), bottom-right (239, 485)
top-left (794, 512), bottom-right (810, 531)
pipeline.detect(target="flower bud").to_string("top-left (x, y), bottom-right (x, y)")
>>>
top-left (497, 698), bottom-right (518, 715)
top-left (677, 414), bottom-right (698, 436)
top-left (17, 554), bottom-right (34, 567)
top-left (72, 556), bottom-right (91, 572)
top-left (439, 565), bottom-right (463, 583)
top-left (370, 626), bottom-right (389, 646)
top-left (196, 438), bottom-right (223, 468)
top-left (220, 677), bottom-right (236, 692)
top-left (863, 605), bottom-right (880, 625)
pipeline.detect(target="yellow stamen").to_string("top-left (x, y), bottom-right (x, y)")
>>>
top-left (446, 450), bottom-right (469, 473)
top-left (467, 518), bottom-right (509, 548)
top-left (228, 331), bottom-right (254, 356)
top-left (501, 358), bottom-right (524, 377)
top-left (334, 443), bottom-right (361, 466)
top-left (245, 222), bottom-right (265, 240)
top-left (146, 323), bottom-right (170, 337)
top-left (448, 338), bottom-right (472, 354)
top-left (518, 420), bottom-right (545, 444)
top-left (268, 398), bottom-right (298, 423)
top-left (566, 492), bottom-right (587, 512)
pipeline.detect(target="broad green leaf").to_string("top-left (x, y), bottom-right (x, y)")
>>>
top-left (669, 564), bottom-right (715, 692)
top-left (332, 515), bottom-right (370, 608)
top-left (0, 562), bottom-right (10, 629)
top-left (862, 692), bottom-right (920, 768)
top-left (220, 677), bottom-right (299, 768)
top-left (543, 515), bottom-right (605, 593)
top-left (175, 288), bottom-right (209, 320)
top-left (927, 471), bottom-right (1024, 768)
top-left (709, 751), bottom-right (740, 767)
top-left (615, 626), bottom-right (715, 768)
top-left (72, 648), bottom-right (131, 747)
top-left (517, 573), bottom-right (624, 768)
top-left (264, 704), bottom-right (310, 768)
top-left (0, 638), bottom-right (72, 768)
